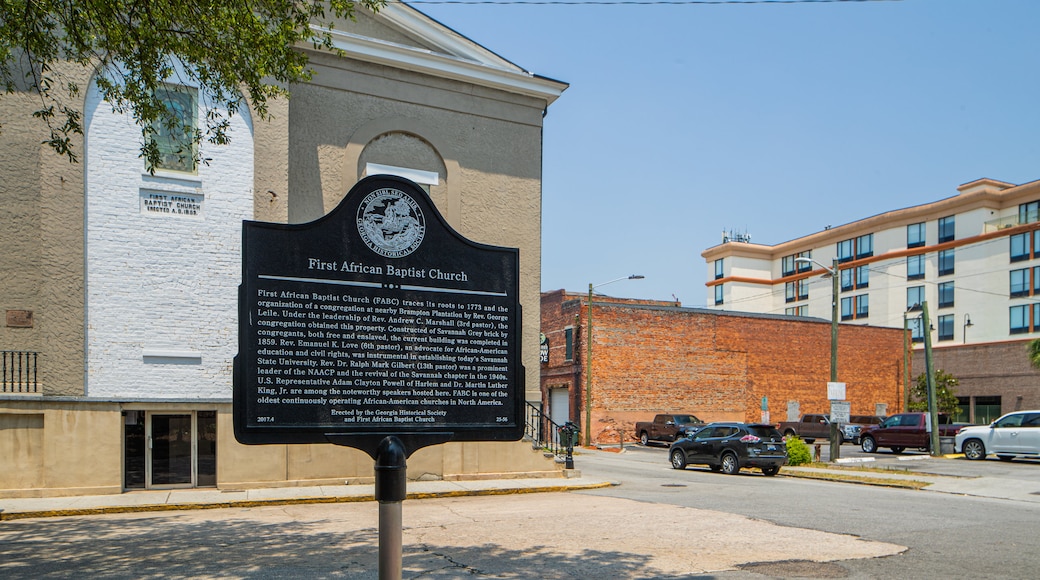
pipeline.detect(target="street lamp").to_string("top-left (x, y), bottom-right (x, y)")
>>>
top-left (794, 257), bottom-right (841, 461)
top-left (585, 274), bottom-right (644, 446)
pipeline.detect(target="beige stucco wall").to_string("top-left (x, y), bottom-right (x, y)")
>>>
top-left (0, 399), bottom-right (122, 497)
top-left (0, 62), bottom-right (89, 397)
top-left (0, 398), bottom-right (562, 498)
top-left (282, 54), bottom-right (545, 402)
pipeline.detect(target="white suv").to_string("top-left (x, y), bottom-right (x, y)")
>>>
top-left (956, 410), bottom-right (1040, 461)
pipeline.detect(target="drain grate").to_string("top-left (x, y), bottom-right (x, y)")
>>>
top-left (660, 483), bottom-right (687, 488)
top-left (739, 560), bottom-right (848, 578)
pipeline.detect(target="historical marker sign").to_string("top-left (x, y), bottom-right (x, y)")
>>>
top-left (234, 175), bottom-right (523, 449)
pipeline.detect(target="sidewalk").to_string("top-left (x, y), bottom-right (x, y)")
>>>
top-left (0, 475), bottom-right (613, 521)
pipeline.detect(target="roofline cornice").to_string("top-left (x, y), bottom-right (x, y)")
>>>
top-left (702, 178), bottom-right (1040, 260)
top-left (312, 25), bottom-right (568, 105)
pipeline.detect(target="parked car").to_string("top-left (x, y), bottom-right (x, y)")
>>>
top-left (956, 410), bottom-right (1040, 461)
top-left (668, 422), bottom-right (787, 476)
top-left (635, 413), bottom-right (706, 445)
top-left (861, 412), bottom-right (966, 453)
top-left (841, 415), bottom-right (886, 446)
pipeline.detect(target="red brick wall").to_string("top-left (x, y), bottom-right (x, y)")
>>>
top-left (540, 290), bottom-right (905, 444)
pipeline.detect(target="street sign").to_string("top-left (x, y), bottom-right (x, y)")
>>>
top-left (830, 401), bottom-right (851, 424)
top-left (827, 382), bottom-right (847, 401)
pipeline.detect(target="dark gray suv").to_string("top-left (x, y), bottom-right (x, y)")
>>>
top-left (668, 422), bottom-right (788, 476)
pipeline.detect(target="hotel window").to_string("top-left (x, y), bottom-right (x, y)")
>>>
top-left (856, 234), bottom-right (873, 260)
top-left (841, 294), bottom-right (869, 321)
top-left (785, 305), bottom-right (808, 316)
top-left (938, 282), bottom-right (954, 308)
top-left (938, 249), bottom-right (955, 276)
top-left (1011, 268), bottom-right (1030, 297)
top-left (937, 315), bottom-right (954, 341)
top-left (785, 280), bottom-right (809, 303)
top-left (781, 251), bottom-right (812, 276)
top-left (907, 222), bottom-right (926, 248)
top-left (837, 239), bottom-right (854, 263)
top-left (840, 266), bottom-right (869, 292)
top-left (1010, 305), bottom-right (1032, 334)
top-left (564, 327), bottom-right (574, 361)
top-left (907, 286), bottom-right (924, 311)
top-left (715, 284), bottom-right (724, 305)
top-left (938, 216), bottom-right (955, 243)
top-left (714, 259), bottom-right (724, 280)
top-left (907, 254), bottom-right (925, 280)
top-left (1011, 232), bottom-right (1031, 262)
top-left (837, 234), bottom-right (873, 263)
top-left (151, 84), bottom-right (198, 173)
top-left (1034, 266), bottom-right (1040, 295)
top-left (908, 316), bottom-right (924, 343)
top-left (1020, 200), bottom-right (1040, 225)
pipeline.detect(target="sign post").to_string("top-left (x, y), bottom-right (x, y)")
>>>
top-left (233, 175), bottom-right (524, 578)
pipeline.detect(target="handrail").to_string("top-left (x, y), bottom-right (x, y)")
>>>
top-left (525, 401), bottom-right (575, 459)
top-left (2, 351), bottom-right (39, 394)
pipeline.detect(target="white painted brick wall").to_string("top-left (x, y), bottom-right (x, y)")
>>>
top-left (84, 76), bottom-right (254, 399)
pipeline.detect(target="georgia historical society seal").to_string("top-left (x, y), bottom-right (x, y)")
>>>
top-left (356, 188), bottom-right (426, 258)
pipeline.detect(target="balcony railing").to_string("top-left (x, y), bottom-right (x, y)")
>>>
top-left (2, 351), bottom-right (38, 394)
top-left (984, 215), bottom-right (1023, 233)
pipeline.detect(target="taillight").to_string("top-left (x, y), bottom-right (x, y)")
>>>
top-left (740, 434), bottom-right (761, 443)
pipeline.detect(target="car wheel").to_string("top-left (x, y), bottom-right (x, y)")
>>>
top-left (761, 466), bottom-right (780, 477)
top-left (670, 449), bottom-right (687, 470)
top-left (720, 452), bottom-right (740, 475)
top-left (997, 455), bottom-right (1014, 462)
top-left (783, 429), bottom-right (796, 439)
top-left (891, 446), bottom-right (905, 454)
top-left (640, 432), bottom-right (649, 446)
top-left (861, 436), bottom-right (877, 453)
top-left (962, 439), bottom-right (986, 460)
top-left (804, 438), bottom-right (815, 444)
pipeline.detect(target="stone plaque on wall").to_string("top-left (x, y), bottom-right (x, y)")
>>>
top-left (6, 310), bottom-right (33, 328)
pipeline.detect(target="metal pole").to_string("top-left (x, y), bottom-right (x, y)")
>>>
top-left (830, 258), bottom-right (839, 383)
top-left (921, 302), bottom-right (941, 456)
top-left (903, 313), bottom-right (910, 412)
top-left (829, 258), bottom-right (840, 462)
top-left (585, 283), bottom-right (593, 447)
top-left (375, 436), bottom-right (407, 580)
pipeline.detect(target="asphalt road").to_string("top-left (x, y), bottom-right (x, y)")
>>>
top-left (1, 443), bottom-right (1037, 579)
top-left (578, 443), bottom-right (1040, 578)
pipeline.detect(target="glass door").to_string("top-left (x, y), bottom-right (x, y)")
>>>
top-left (147, 413), bottom-right (194, 488)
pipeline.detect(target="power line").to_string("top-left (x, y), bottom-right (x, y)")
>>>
top-left (398, 0), bottom-right (900, 5)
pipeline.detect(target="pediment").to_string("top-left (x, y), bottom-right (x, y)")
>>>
top-left (320, 4), bottom-right (567, 103)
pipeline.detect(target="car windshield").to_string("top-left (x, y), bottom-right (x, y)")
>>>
top-left (673, 415), bottom-right (701, 424)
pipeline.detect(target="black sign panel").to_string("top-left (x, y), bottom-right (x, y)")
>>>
top-left (234, 175), bottom-right (523, 447)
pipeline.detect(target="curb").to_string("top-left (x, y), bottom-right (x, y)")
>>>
top-left (0, 481), bottom-right (615, 522)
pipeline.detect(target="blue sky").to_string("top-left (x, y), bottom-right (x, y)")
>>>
top-left (413, 0), bottom-right (1040, 306)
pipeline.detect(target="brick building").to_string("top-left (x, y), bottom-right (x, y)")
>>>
top-left (540, 290), bottom-right (905, 444)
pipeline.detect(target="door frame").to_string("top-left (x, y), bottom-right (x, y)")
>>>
top-left (145, 411), bottom-right (198, 490)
